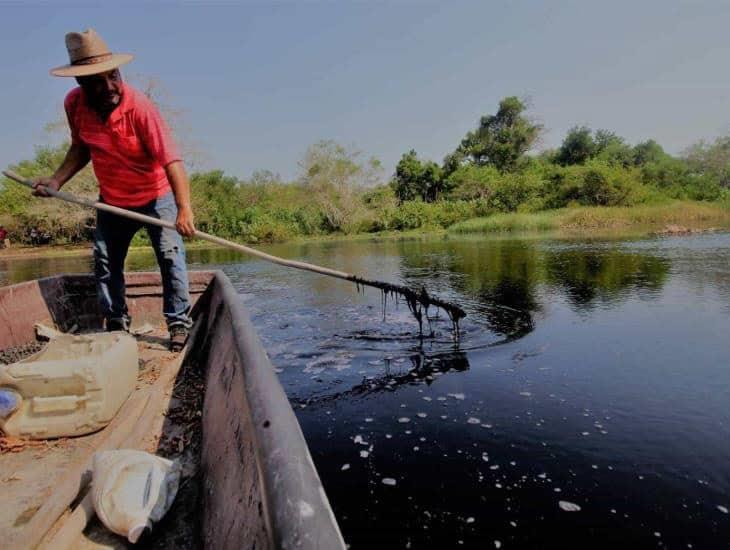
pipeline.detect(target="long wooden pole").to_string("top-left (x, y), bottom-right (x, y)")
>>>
top-left (2, 169), bottom-right (466, 324)
top-left (3, 169), bottom-right (355, 280)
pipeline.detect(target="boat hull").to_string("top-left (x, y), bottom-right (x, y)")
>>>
top-left (0, 271), bottom-right (344, 549)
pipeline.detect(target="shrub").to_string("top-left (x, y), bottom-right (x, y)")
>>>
top-left (446, 165), bottom-right (500, 201)
top-left (546, 161), bottom-right (646, 208)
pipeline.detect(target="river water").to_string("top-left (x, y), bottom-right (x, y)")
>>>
top-left (2, 232), bottom-right (729, 548)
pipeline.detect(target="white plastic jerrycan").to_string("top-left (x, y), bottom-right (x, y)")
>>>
top-left (0, 332), bottom-right (138, 439)
top-left (92, 450), bottom-right (181, 543)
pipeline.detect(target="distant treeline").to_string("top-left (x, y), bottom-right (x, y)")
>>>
top-left (1, 96), bottom-right (729, 245)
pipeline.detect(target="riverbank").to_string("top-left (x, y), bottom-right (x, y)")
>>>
top-left (2, 200), bottom-right (728, 261)
top-left (449, 200), bottom-right (730, 234)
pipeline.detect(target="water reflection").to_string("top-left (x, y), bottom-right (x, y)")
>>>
top-left (396, 237), bottom-right (669, 339)
top-left (545, 248), bottom-right (669, 308)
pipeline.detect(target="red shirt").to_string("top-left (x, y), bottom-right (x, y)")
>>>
top-left (64, 83), bottom-right (181, 207)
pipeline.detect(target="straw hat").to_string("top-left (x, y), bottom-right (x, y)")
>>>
top-left (50, 29), bottom-right (133, 77)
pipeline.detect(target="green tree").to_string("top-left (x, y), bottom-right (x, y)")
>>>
top-left (556, 127), bottom-right (633, 167)
top-left (189, 170), bottom-right (246, 235)
top-left (454, 96), bottom-right (543, 172)
top-left (632, 139), bottom-right (666, 166)
top-left (555, 126), bottom-right (596, 165)
top-left (392, 150), bottom-right (445, 202)
top-left (446, 164), bottom-right (501, 201)
top-left (594, 130), bottom-right (633, 166)
top-left (549, 160), bottom-right (642, 207)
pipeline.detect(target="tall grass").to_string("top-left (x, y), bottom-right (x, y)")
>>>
top-left (449, 201), bottom-right (730, 234)
top-left (450, 211), bottom-right (560, 233)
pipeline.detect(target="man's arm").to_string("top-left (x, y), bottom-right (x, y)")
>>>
top-left (165, 161), bottom-right (196, 237)
top-left (32, 142), bottom-right (90, 196)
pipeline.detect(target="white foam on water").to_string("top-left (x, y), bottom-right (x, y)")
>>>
top-left (519, 391), bottom-right (532, 397)
top-left (494, 541), bottom-right (502, 549)
top-left (382, 477), bottom-right (397, 486)
top-left (341, 464), bottom-right (350, 471)
top-left (417, 412), bottom-right (427, 418)
top-left (354, 435), bottom-right (367, 445)
top-left (398, 417), bottom-right (411, 423)
top-left (365, 418), bottom-right (373, 423)
top-left (718, 505), bottom-right (729, 514)
top-left (422, 397), bottom-right (432, 401)
top-left (467, 417), bottom-right (481, 424)
top-left (448, 393), bottom-right (466, 400)
top-left (360, 450), bottom-right (369, 458)
top-left (466, 517), bottom-right (475, 523)
top-left (558, 501), bottom-right (581, 512)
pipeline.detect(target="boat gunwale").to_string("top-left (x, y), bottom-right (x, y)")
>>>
top-left (201, 270), bottom-right (346, 549)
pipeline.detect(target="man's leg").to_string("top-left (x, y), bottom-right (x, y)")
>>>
top-left (142, 192), bottom-right (192, 346)
top-left (94, 208), bottom-right (139, 331)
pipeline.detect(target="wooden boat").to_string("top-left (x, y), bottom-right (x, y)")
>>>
top-left (0, 271), bottom-right (345, 549)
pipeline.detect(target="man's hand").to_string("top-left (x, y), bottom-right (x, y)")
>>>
top-left (176, 205), bottom-right (196, 238)
top-left (165, 161), bottom-right (196, 238)
top-left (31, 176), bottom-right (61, 197)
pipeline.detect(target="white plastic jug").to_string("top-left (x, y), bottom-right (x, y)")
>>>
top-left (0, 332), bottom-right (138, 439)
top-left (92, 450), bottom-right (181, 543)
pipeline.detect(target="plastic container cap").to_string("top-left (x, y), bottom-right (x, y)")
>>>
top-left (0, 389), bottom-right (20, 419)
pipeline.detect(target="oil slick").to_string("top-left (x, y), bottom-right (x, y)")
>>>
top-left (352, 276), bottom-right (466, 340)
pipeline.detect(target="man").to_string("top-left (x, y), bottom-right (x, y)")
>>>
top-left (33, 29), bottom-right (195, 351)
top-left (0, 226), bottom-right (7, 249)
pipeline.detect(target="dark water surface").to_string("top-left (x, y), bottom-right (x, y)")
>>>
top-left (2, 233), bottom-right (730, 548)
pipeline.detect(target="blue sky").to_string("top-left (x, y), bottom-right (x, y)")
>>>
top-left (2, 1), bottom-right (729, 181)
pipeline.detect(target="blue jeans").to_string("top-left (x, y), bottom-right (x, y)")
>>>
top-left (94, 191), bottom-right (192, 329)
